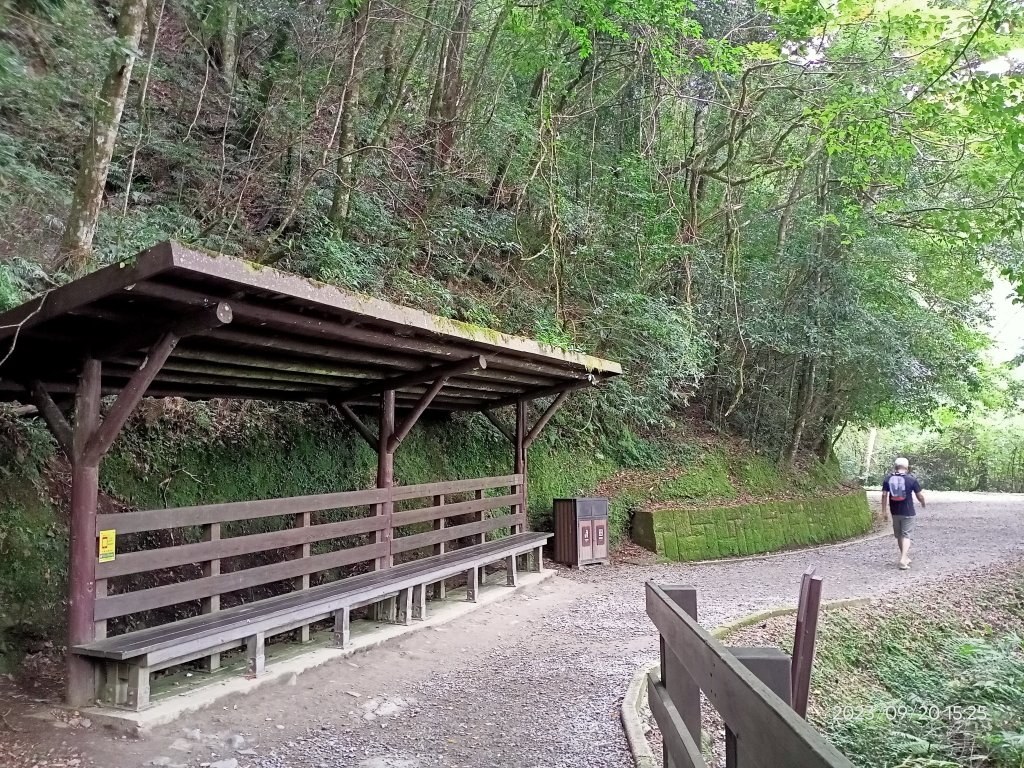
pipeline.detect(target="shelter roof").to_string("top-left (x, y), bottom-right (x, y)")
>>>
top-left (0, 242), bottom-right (621, 411)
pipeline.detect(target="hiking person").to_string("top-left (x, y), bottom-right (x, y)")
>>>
top-left (881, 457), bottom-right (925, 570)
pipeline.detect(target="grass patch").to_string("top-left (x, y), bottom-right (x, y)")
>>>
top-left (728, 563), bottom-right (1024, 768)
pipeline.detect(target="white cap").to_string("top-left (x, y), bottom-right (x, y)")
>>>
top-left (894, 457), bottom-right (909, 468)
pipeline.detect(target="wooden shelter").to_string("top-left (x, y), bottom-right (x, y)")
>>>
top-left (0, 241), bottom-right (620, 707)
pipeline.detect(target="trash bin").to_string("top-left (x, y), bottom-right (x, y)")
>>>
top-left (552, 497), bottom-right (610, 567)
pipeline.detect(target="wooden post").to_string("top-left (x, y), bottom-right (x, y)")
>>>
top-left (399, 587), bottom-right (413, 625)
top-left (413, 584), bottom-right (426, 620)
top-left (659, 586), bottom-right (701, 746)
top-left (378, 390), bottom-right (395, 569)
top-left (294, 511), bottom-right (311, 642)
top-left (475, 488), bottom-right (486, 544)
top-left (514, 399), bottom-right (527, 535)
top-left (432, 493), bottom-right (446, 599)
top-left (375, 391), bottom-right (395, 620)
top-left (726, 647), bottom-right (793, 768)
top-left (66, 359), bottom-right (101, 707)
top-left (246, 632), bottom-right (265, 676)
top-left (126, 665), bottom-right (150, 711)
top-left (333, 607), bottom-right (351, 647)
top-left (466, 567), bottom-right (478, 602)
top-left (201, 522), bottom-right (222, 669)
top-left (792, 571), bottom-right (823, 718)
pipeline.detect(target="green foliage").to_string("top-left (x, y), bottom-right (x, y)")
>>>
top-left (0, 416), bottom-right (64, 663)
top-left (811, 599), bottom-right (1024, 767)
top-left (101, 404), bottom-right (620, 536)
top-left (840, 407), bottom-right (1024, 491)
top-left (0, 0), bottom-right (1015, 459)
top-left (660, 452), bottom-right (735, 502)
top-left (736, 455), bottom-right (786, 496)
top-left (633, 490), bottom-right (870, 560)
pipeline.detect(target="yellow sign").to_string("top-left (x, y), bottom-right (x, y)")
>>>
top-left (98, 529), bottom-right (116, 563)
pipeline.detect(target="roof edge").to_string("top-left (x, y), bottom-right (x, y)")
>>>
top-left (0, 243), bottom-right (178, 343)
top-left (166, 242), bottom-right (623, 376)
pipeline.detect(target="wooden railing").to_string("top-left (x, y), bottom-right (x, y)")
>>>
top-left (646, 583), bottom-right (854, 768)
top-left (93, 475), bottom-right (524, 636)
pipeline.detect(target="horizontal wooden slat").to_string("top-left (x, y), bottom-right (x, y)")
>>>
top-left (95, 541), bottom-right (388, 621)
top-left (96, 487), bottom-right (389, 535)
top-left (97, 513), bottom-right (388, 579)
top-left (392, 494), bottom-right (521, 527)
top-left (648, 675), bottom-right (707, 768)
top-left (390, 513), bottom-right (525, 556)
top-left (390, 475), bottom-right (522, 502)
top-left (646, 584), bottom-right (855, 768)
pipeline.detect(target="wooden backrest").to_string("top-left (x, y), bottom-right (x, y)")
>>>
top-left (93, 475), bottom-right (525, 627)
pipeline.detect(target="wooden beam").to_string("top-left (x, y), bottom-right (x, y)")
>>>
top-left (207, 327), bottom-right (558, 387)
top-left (83, 333), bottom-right (180, 464)
top-left (335, 403), bottom-right (378, 448)
top-left (29, 381), bottom-right (73, 456)
top-left (523, 390), bottom-right (570, 449)
top-left (66, 359), bottom-right (101, 707)
top-left (130, 279), bottom-right (599, 380)
top-left (482, 410), bottom-right (514, 443)
top-left (514, 399), bottom-right (527, 535)
top-left (338, 356), bottom-right (487, 403)
top-left (89, 302), bottom-right (233, 361)
top-left (488, 376), bottom-right (596, 410)
top-left (377, 391), bottom-right (395, 570)
top-left (82, 304), bottom-right (233, 464)
top-left (388, 376), bottom-right (448, 452)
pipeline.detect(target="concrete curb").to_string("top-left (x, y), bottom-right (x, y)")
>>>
top-left (72, 570), bottom-right (556, 735)
top-left (710, 596), bottom-right (873, 640)
top-left (620, 660), bottom-right (659, 768)
top-left (619, 595), bottom-right (874, 768)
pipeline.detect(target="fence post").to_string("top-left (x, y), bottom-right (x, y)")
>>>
top-left (725, 647), bottom-right (793, 768)
top-left (792, 570), bottom-right (823, 718)
top-left (659, 585), bottom-right (701, 762)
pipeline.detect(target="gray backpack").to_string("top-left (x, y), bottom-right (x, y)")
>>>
top-left (887, 474), bottom-right (907, 501)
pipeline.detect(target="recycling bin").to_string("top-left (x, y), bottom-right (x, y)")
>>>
top-left (552, 497), bottom-right (610, 567)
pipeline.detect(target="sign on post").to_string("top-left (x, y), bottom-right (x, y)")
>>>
top-left (98, 529), bottom-right (116, 563)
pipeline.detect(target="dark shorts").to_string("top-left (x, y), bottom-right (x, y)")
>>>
top-left (892, 515), bottom-right (915, 539)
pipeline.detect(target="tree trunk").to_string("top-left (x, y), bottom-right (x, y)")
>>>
top-left (430, 0), bottom-right (475, 176)
top-left (371, 15), bottom-right (403, 113)
top-left (862, 426), bottom-right (878, 481)
top-left (371, 0), bottom-right (435, 146)
top-left (220, 0), bottom-right (239, 87)
top-left (329, 0), bottom-right (373, 229)
top-left (57, 0), bottom-right (148, 274)
top-left (486, 68), bottom-right (545, 205)
top-left (786, 356), bottom-right (817, 467)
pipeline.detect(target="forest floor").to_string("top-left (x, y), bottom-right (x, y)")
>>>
top-left (1, 491), bottom-right (1022, 768)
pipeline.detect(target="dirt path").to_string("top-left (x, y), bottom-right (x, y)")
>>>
top-left (3, 491), bottom-right (1022, 768)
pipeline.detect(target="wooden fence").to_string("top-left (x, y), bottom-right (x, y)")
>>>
top-left (93, 474), bottom-right (525, 639)
top-left (646, 583), bottom-right (854, 768)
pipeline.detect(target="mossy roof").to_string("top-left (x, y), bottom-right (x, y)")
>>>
top-left (0, 242), bottom-right (620, 411)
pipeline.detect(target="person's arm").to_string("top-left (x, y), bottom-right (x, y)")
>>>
top-left (880, 489), bottom-right (890, 519)
top-left (915, 480), bottom-right (925, 508)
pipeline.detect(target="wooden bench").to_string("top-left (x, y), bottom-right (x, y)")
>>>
top-left (73, 475), bottom-right (546, 710)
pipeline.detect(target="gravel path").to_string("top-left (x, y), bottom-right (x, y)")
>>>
top-left (26, 492), bottom-right (1024, 768)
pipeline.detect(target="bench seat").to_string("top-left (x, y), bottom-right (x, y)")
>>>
top-left (74, 532), bottom-right (550, 709)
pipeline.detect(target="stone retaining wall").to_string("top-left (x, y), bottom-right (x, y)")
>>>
top-left (631, 489), bottom-right (871, 561)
